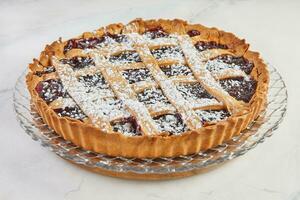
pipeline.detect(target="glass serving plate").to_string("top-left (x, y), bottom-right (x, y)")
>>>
top-left (14, 64), bottom-right (287, 180)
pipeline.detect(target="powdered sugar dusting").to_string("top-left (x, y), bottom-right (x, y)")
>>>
top-left (177, 83), bottom-right (222, 108)
top-left (112, 120), bottom-right (140, 136)
top-left (195, 109), bottom-right (229, 123)
top-left (96, 98), bottom-right (130, 120)
top-left (151, 46), bottom-right (185, 63)
top-left (53, 58), bottom-right (115, 130)
top-left (205, 59), bottom-right (248, 79)
top-left (176, 35), bottom-right (250, 114)
top-left (206, 59), bottom-right (241, 71)
top-left (53, 97), bottom-right (77, 108)
top-left (161, 64), bottom-right (193, 77)
top-left (122, 68), bottom-right (154, 84)
top-left (127, 33), bottom-right (203, 130)
top-left (154, 114), bottom-right (188, 135)
top-left (49, 29), bottom-right (255, 136)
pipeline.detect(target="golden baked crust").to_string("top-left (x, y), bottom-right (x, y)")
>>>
top-left (26, 18), bottom-right (269, 158)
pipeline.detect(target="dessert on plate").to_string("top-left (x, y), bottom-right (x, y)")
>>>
top-left (26, 18), bottom-right (269, 158)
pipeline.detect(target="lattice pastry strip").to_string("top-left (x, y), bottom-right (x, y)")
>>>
top-left (91, 53), bottom-right (161, 136)
top-left (65, 35), bottom-right (247, 82)
top-left (26, 19), bottom-right (269, 159)
top-left (49, 97), bottom-right (77, 110)
top-left (52, 58), bottom-right (113, 131)
top-left (54, 51), bottom-right (162, 136)
top-left (128, 33), bottom-right (203, 130)
top-left (52, 31), bottom-right (253, 136)
top-left (176, 35), bottom-right (248, 114)
top-left (32, 69), bottom-right (89, 121)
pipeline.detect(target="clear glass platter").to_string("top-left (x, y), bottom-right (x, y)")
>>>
top-left (13, 64), bottom-right (287, 179)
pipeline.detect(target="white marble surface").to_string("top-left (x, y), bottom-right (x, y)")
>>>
top-left (0, 0), bottom-right (300, 199)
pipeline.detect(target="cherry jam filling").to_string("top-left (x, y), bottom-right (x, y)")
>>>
top-left (219, 77), bottom-right (257, 103)
top-left (78, 73), bottom-right (110, 91)
top-left (35, 79), bottom-right (67, 104)
top-left (153, 113), bottom-right (188, 135)
top-left (143, 27), bottom-right (169, 39)
top-left (54, 106), bottom-right (87, 120)
top-left (111, 116), bottom-right (141, 136)
top-left (160, 64), bottom-right (193, 77)
top-left (99, 98), bottom-right (130, 119)
top-left (122, 68), bottom-right (153, 84)
top-left (195, 41), bottom-right (228, 52)
top-left (109, 51), bottom-right (142, 64)
top-left (195, 109), bottom-right (230, 124)
top-left (64, 37), bottom-right (104, 53)
top-left (137, 88), bottom-right (170, 105)
top-left (34, 66), bottom-right (56, 77)
top-left (177, 83), bottom-right (214, 100)
top-left (104, 33), bottom-right (128, 43)
top-left (151, 46), bottom-right (184, 60)
top-left (60, 56), bottom-right (95, 70)
top-left (63, 34), bottom-right (127, 53)
top-left (215, 55), bottom-right (254, 74)
top-left (187, 30), bottom-right (201, 37)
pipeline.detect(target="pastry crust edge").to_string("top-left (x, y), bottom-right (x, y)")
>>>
top-left (26, 18), bottom-right (269, 158)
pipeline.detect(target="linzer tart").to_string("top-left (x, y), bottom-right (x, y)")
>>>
top-left (26, 19), bottom-right (269, 158)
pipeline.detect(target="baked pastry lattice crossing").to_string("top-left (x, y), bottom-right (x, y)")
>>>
top-left (27, 19), bottom-right (268, 157)
top-left (52, 30), bottom-right (251, 136)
